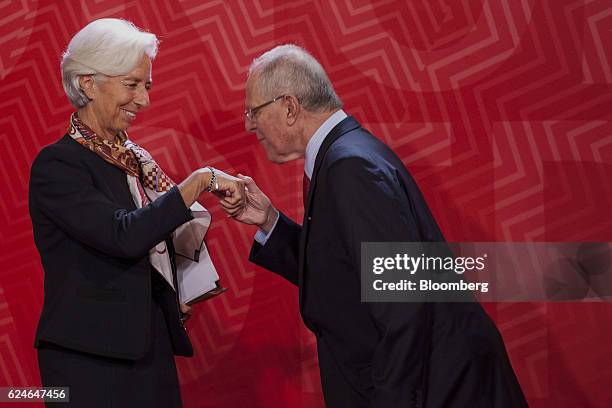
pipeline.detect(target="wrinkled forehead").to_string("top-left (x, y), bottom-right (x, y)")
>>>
top-left (124, 55), bottom-right (152, 81)
top-left (245, 70), bottom-right (263, 101)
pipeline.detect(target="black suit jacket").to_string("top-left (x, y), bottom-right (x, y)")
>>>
top-left (250, 117), bottom-right (527, 407)
top-left (29, 135), bottom-right (193, 360)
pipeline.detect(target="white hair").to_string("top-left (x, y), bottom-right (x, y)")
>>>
top-left (249, 44), bottom-right (342, 112)
top-left (61, 18), bottom-right (159, 108)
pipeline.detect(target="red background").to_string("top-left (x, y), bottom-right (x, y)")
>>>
top-left (1, 1), bottom-right (611, 407)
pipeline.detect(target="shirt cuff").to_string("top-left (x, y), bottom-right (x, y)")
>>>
top-left (253, 210), bottom-right (280, 245)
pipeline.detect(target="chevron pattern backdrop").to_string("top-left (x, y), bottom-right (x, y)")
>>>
top-left (1, 0), bottom-right (611, 407)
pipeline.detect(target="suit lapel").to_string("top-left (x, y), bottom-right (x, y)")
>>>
top-left (298, 116), bottom-right (361, 312)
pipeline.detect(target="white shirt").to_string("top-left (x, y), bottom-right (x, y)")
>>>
top-left (255, 109), bottom-right (348, 245)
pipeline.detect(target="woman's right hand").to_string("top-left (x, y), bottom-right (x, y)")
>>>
top-left (178, 168), bottom-right (245, 212)
top-left (212, 169), bottom-right (246, 216)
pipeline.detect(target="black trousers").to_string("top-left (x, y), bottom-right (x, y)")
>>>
top-left (38, 291), bottom-right (182, 408)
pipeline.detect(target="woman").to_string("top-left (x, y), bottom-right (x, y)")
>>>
top-left (28, 18), bottom-right (243, 407)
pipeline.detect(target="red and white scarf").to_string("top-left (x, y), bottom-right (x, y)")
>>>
top-left (68, 113), bottom-right (218, 293)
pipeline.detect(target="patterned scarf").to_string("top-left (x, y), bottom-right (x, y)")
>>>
top-left (68, 113), bottom-right (219, 297)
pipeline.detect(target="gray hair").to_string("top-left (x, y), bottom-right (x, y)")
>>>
top-left (249, 44), bottom-right (342, 112)
top-left (61, 18), bottom-right (159, 108)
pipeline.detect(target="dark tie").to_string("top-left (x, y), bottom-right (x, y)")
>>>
top-left (303, 172), bottom-right (310, 207)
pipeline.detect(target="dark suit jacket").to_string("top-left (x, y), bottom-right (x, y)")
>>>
top-left (29, 134), bottom-right (193, 360)
top-left (250, 117), bottom-right (527, 407)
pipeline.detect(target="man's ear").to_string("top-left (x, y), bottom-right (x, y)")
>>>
top-left (78, 75), bottom-right (96, 101)
top-left (286, 95), bottom-right (300, 126)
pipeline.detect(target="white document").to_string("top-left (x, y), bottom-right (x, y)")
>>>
top-left (173, 208), bottom-right (225, 305)
top-left (176, 243), bottom-right (221, 304)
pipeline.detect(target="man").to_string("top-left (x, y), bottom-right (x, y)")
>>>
top-left (228, 45), bottom-right (527, 407)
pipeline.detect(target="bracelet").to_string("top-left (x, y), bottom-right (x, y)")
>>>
top-left (206, 167), bottom-right (218, 192)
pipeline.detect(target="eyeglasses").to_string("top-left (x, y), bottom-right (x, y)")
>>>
top-left (244, 95), bottom-right (286, 121)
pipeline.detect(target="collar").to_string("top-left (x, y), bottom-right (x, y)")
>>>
top-left (304, 109), bottom-right (347, 179)
top-left (69, 112), bottom-right (140, 177)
